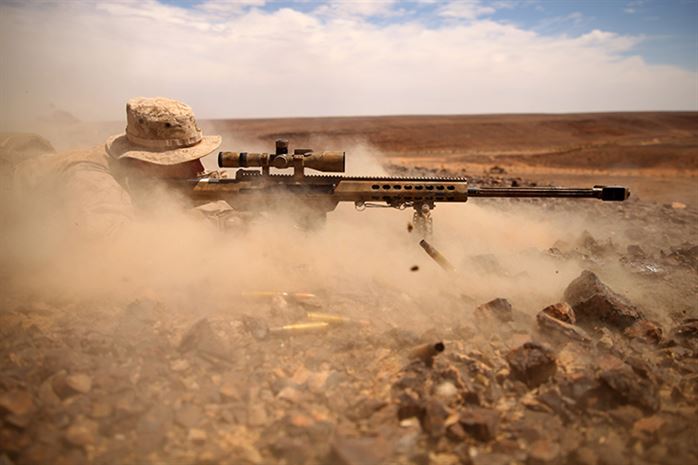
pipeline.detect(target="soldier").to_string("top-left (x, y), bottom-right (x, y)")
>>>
top-left (8, 97), bottom-right (232, 237)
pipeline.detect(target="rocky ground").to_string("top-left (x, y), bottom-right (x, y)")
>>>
top-left (1, 167), bottom-right (697, 465)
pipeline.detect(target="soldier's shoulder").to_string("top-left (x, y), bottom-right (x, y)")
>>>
top-left (0, 132), bottom-right (55, 164)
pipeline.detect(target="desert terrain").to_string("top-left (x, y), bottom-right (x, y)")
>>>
top-left (1, 112), bottom-right (697, 465)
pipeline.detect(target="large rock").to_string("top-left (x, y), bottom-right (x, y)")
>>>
top-left (506, 342), bottom-right (557, 388)
top-left (563, 271), bottom-right (642, 330)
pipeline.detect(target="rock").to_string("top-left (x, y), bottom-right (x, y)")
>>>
top-left (458, 407), bottom-right (499, 442)
top-left (476, 298), bottom-right (513, 323)
top-left (170, 359), bottom-right (190, 372)
top-left (573, 447), bottom-right (598, 465)
top-left (330, 435), bottom-right (392, 465)
top-left (472, 452), bottom-right (512, 465)
top-left (277, 386), bottom-right (303, 403)
top-left (541, 302), bottom-right (575, 324)
top-left (219, 382), bottom-right (239, 401)
top-left (247, 403), bottom-right (268, 426)
top-left (178, 318), bottom-right (233, 361)
top-left (671, 318), bottom-right (698, 339)
top-left (421, 399), bottom-right (451, 438)
top-left (506, 342), bottom-right (557, 388)
top-left (527, 438), bottom-right (560, 464)
top-left (175, 404), bottom-right (203, 428)
top-left (51, 372), bottom-right (81, 399)
top-left (624, 320), bottom-right (663, 344)
top-left (626, 245), bottom-right (646, 260)
top-left (64, 418), bottom-right (99, 447)
top-left (65, 373), bottom-right (92, 394)
top-left (608, 405), bottom-right (644, 426)
top-left (597, 328), bottom-right (615, 350)
top-left (0, 390), bottom-right (34, 417)
top-left (563, 270), bottom-right (642, 330)
top-left (536, 312), bottom-right (591, 344)
top-left (632, 415), bottom-right (666, 442)
top-left (347, 398), bottom-right (388, 422)
top-left (435, 382), bottom-right (459, 401)
top-left (599, 366), bottom-right (660, 412)
top-left (188, 428), bottom-right (207, 444)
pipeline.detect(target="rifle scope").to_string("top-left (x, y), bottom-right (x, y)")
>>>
top-left (218, 150), bottom-right (345, 173)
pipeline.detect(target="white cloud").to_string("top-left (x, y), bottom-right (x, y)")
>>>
top-left (313, 0), bottom-right (400, 19)
top-left (0, 1), bottom-right (695, 124)
top-left (437, 0), bottom-right (496, 19)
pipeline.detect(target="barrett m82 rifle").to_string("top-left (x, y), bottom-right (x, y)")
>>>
top-left (187, 139), bottom-right (629, 236)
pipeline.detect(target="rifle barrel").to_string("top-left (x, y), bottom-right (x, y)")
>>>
top-left (467, 185), bottom-right (629, 201)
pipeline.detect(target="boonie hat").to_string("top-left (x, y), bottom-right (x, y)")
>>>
top-left (106, 97), bottom-right (221, 165)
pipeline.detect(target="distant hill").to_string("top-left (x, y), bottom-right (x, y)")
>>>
top-left (204, 112), bottom-right (698, 171)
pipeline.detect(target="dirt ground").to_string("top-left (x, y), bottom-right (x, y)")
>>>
top-left (1, 112), bottom-right (697, 465)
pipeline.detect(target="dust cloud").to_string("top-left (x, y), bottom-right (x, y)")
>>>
top-left (0, 126), bottom-right (622, 332)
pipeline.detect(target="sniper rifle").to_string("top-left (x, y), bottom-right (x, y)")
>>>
top-left (185, 139), bottom-right (629, 236)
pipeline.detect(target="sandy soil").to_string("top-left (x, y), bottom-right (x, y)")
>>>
top-left (1, 112), bottom-right (697, 465)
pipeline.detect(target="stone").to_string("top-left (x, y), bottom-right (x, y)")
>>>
top-left (188, 428), bottom-right (207, 444)
top-left (476, 298), bottom-right (513, 323)
top-left (541, 302), bottom-right (576, 324)
top-left (247, 403), bottom-right (268, 426)
top-left (536, 312), bottom-right (591, 344)
top-left (175, 404), bottom-right (203, 428)
top-left (458, 407), bottom-right (499, 442)
top-left (178, 318), bottom-right (233, 361)
top-left (0, 390), bottom-right (34, 417)
top-left (219, 382), bottom-right (239, 401)
top-left (170, 359), bottom-right (190, 372)
top-left (564, 271), bottom-right (642, 330)
top-left (527, 438), bottom-right (561, 464)
top-left (599, 366), bottom-right (660, 412)
top-left (624, 319), bottom-right (663, 344)
top-left (671, 318), bottom-right (698, 339)
top-left (632, 415), bottom-right (666, 442)
top-left (65, 373), bottom-right (92, 394)
top-left (330, 435), bottom-right (392, 465)
top-left (506, 342), bottom-right (557, 388)
top-left (421, 399), bottom-right (451, 438)
top-left (277, 386), bottom-right (303, 403)
top-left (64, 418), bottom-right (99, 447)
top-left (573, 447), bottom-right (598, 465)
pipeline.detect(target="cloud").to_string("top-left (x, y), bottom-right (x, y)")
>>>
top-left (0, 0), bottom-right (695, 124)
top-left (437, 0), bottom-right (497, 19)
top-left (313, 0), bottom-right (400, 18)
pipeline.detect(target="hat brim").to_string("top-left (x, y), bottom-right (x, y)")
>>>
top-left (105, 133), bottom-right (222, 166)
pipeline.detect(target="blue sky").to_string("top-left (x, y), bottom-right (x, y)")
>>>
top-left (159, 0), bottom-right (697, 70)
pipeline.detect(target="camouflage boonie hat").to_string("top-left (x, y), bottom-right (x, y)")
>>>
top-left (106, 97), bottom-right (221, 165)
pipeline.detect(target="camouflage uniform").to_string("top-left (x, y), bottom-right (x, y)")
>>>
top-left (4, 98), bottom-right (230, 238)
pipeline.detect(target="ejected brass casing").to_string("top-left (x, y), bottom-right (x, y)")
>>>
top-left (240, 291), bottom-right (318, 302)
top-left (306, 312), bottom-right (369, 326)
top-left (419, 240), bottom-right (456, 272)
top-left (409, 341), bottom-right (445, 367)
top-left (268, 322), bottom-right (329, 335)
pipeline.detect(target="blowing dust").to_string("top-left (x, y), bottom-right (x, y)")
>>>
top-left (0, 133), bottom-right (636, 332)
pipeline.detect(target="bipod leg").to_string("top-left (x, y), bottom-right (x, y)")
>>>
top-left (412, 203), bottom-right (434, 240)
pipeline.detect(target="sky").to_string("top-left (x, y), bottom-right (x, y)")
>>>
top-left (0, 0), bottom-right (696, 122)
